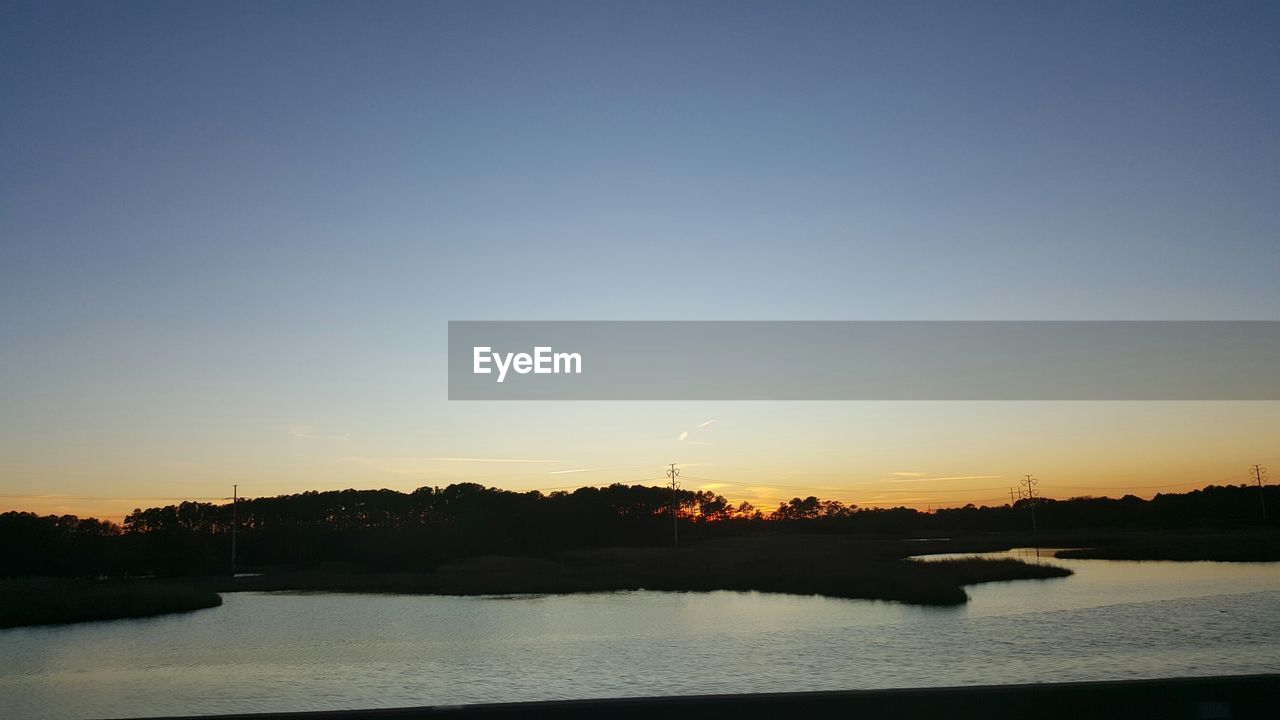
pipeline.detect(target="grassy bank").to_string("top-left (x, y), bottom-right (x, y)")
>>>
top-left (1056, 529), bottom-right (1280, 562)
top-left (0, 578), bottom-right (222, 629)
top-left (222, 535), bottom-right (1071, 606)
top-left (876, 528), bottom-right (1280, 563)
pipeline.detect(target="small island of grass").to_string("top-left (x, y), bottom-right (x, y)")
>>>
top-left (1055, 530), bottom-right (1280, 562)
top-left (1, 535), bottom-right (1073, 628)
top-left (224, 535), bottom-right (1072, 607)
top-left (0, 578), bottom-right (222, 629)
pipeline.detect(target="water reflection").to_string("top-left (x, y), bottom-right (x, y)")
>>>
top-left (1, 556), bottom-right (1278, 719)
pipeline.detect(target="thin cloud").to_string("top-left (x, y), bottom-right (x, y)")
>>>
top-left (342, 455), bottom-right (560, 477)
top-left (883, 474), bottom-right (1004, 484)
top-left (679, 421), bottom-right (714, 443)
top-left (430, 457), bottom-right (561, 463)
top-left (891, 471), bottom-right (927, 477)
top-left (287, 425), bottom-right (351, 441)
top-left (341, 456), bottom-right (436, 476)
top-left (548, 465), bottom-right (653, 476)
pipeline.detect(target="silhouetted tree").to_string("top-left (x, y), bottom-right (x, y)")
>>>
top-left (3, 482), bottom-right (1274, 579)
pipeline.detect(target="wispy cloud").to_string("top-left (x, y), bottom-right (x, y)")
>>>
top-left (287, 425), bottom-right (351, 441)
top-left (883, 474), bottom-right (1004, 483)
top-left (341, 456), bottom-right (433, 476)
top-left (430, 457), bottom-right (562, 463)
top-left (547, 465), bottom-right (654, 476)
top-left (341, 455), bottom-right (561, 477)
top-left (677, 419), bottom-right (716, 445)
top-left (891, 471), bottom-right (926, 477)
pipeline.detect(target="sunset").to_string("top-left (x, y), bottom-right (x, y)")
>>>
top-left (6, 401), bottom-right (1277, 521)
top-left (1, 1), bottom-right (1278, 719)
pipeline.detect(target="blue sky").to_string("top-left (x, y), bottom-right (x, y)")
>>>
top-left (2, 1), bottom-right (1278, 518)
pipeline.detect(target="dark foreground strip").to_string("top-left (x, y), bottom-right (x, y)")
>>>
top-left (132, 674), bottom-right (1280, 720)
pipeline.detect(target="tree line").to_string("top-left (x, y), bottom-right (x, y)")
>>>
top-left (1, 482), bottom-right (1274, 578)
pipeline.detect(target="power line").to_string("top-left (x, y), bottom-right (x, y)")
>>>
top-left (685, 476), bottom-right (1215, 494)
top-left (0, 494), bottom-right (228, 501)
top-left (679, 477), bottom-right (1012, 494)
top-left (681, 476), bottom-right (1239, 497)
top-left (1050, 480), bottom-right (1234, 491)
top-left (1, 476), bottom-right (1237, 505)
top-left (2, 472), bottom-right (1263, 519)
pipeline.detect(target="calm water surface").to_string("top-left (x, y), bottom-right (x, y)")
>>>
top-left (2, 551), bottom-right (1278, 718)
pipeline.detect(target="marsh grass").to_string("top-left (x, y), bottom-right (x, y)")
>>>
top-left (0, 578), bottom-right (222, 628)
top-left (1056, 530), bottom-right (1280, 562)
top-left (222, 535), bottom-right (1072, 606)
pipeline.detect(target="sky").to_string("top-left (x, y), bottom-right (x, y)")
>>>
top-left (2, 1), bottom-right (1279, 521)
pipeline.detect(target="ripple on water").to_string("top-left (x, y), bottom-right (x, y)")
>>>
top-left (1, 559), bottom-right (1278, 719)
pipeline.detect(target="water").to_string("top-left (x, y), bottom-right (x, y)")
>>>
top-left (2, 552), bottom-right (1278, 719)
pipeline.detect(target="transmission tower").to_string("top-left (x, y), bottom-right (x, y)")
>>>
top-left (667, 463), bottom-right (681, 549)
top-left (226, 484), bottom-right (238, 575)
top-left (1253, 464), bottom-right (1268, 522)
top-left (1019, 474), bottom-right (1039, 532)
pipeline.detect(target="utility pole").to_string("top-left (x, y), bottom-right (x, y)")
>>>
top-left (1009, 487), bottom-right (1018, 507)
top-left (667, 463), bottom-right (680, 550)
top-left (1020, 474), bottom-right (1039, 532)
top-left (231, 484), bottom-right (238, 575)
top-left (1253, 465), bottom-right (1268, 522)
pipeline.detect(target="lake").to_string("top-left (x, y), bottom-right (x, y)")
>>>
top-left (2, 551), bottom-right (1278, 719)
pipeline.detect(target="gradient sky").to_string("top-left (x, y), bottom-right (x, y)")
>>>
top-left (2, 1), bottom-right (1279, 521)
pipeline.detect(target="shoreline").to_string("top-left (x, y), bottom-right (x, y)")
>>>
top-left (9, 529), bottom-right (1279, 629)
top-left (0, 578), bottom-right (222, 629)
top-left (212, 536), bottom-right (1073, 608)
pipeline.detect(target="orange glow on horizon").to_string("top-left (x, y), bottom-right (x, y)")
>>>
top-left (0, 478), bottom-right (1252, 523)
